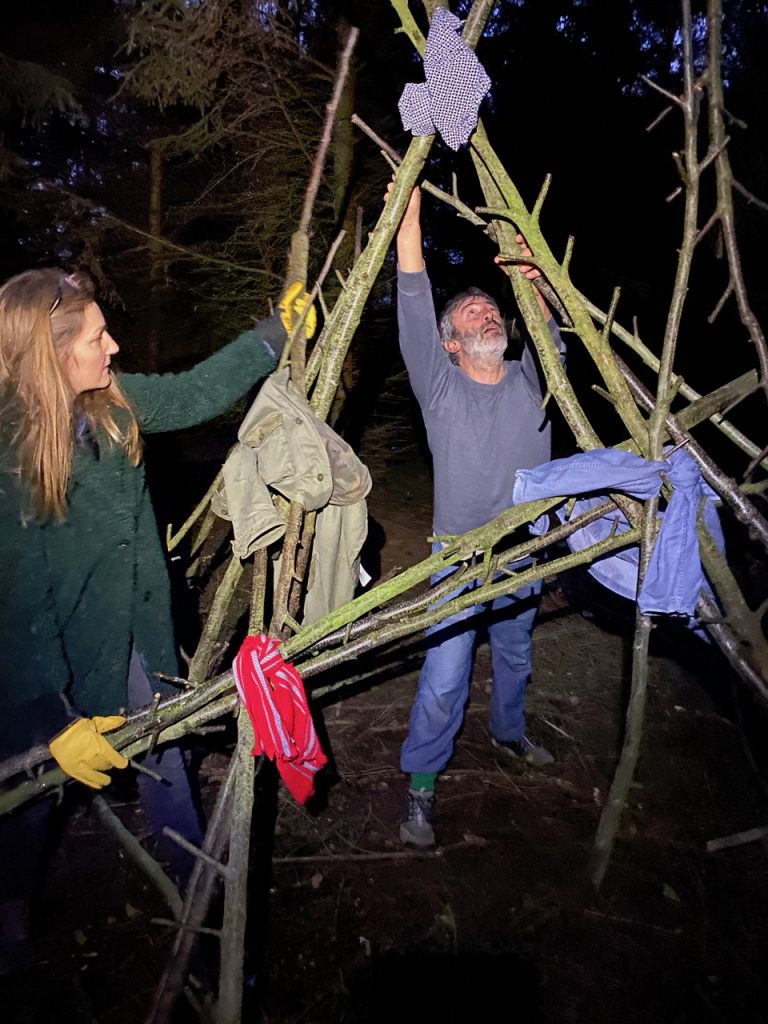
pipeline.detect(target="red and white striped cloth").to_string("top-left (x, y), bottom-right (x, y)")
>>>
top-left (233, 634), bottom-right (327, 803)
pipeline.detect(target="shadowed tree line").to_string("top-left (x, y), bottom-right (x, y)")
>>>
top-left (2, 2), bottom-right (767, 381)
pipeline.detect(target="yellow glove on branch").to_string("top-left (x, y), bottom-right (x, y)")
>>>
top-left (278, 281), bottom-right (317, 339)
top-left (48, 716), bottom-right (129, 790)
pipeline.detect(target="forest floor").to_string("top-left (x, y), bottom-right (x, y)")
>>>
top-left (2, 449), bottom-right (768, 1024)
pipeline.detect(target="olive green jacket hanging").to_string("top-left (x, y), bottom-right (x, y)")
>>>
top-left (211, 367), bottom-right (372, 624)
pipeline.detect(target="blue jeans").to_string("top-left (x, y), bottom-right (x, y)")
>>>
top-left (400, 554), bottom-right (541, 775)
top-left (128, 649), bottom-right (204, 885)
top-left (0, 652), bottom-right (204, 919)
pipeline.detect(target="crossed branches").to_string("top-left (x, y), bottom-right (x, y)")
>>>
top-left (1, 0), bottom-right (767, 1017)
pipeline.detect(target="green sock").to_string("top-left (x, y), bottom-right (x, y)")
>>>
top-left (410, 772), bottom-right (436, 792)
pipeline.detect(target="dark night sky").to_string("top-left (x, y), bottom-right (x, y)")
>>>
top-left (2, 1), bottom-right (767, 459)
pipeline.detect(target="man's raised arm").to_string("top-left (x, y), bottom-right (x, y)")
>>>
top-left (387, 181), bottom-right (445, 407)
top-left (391, 183), bottom-right (425, 273)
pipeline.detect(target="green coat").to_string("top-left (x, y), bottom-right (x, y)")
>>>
top-left (0, 328), bottom-right (277, 755)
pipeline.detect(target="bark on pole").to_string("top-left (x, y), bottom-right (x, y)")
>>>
top-left (272, 23), bottom-right (360, 636)
top-left (214, 715), bottom-right (256, 1024)
top-left (172, 4), bottom-right (495, 1016)
top-left (706, 0), bottom-right (768, 403)
top-left (146, 759), bottom-right (237, 1024)
top-left (393, 0), bottom-right (767, 888)
top-left (2, 0), bottom-right (767, 1012)
top-left (1, 496), bottom-right (643, 810)
top-left (590, 0), bottom-right (703, 891)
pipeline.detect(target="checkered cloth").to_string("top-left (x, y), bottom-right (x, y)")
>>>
top-left (398, 7), bottom-right (491, 151)
top-left (233, 634), bottom-right (327, 803)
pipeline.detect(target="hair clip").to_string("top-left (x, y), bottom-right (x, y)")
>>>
top-left (49, 273), bottom-right (81, 316)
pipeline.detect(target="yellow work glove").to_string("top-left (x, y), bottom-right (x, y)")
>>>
top-left (278, 281), bottom-right (317, 339)
top-left (48, 716), bottom-right (129, 790)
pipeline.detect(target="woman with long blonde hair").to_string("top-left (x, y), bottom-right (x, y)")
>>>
top-left (0, 266), bottom-right (308, 973)
top-left (0, 269), bottom-right (141, 521)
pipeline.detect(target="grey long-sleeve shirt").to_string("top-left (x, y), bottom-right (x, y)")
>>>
top-left (398, 267), bottom-right (566, 536)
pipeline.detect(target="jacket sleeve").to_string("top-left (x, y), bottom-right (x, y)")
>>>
top-left (397, 267), bottom-right (452, 409)
top-left (521, 316), bottom-right (567, 404)
top-left (118, 319), bottom-right (281, 435)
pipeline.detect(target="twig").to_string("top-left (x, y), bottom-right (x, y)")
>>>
top-left (272, 850), bottom-right (441, 864)
top-left (582, 908), bottom-right (682, 936)
top-left (744, 441), bottom-right (768, 481)
top-left (539, 718), bottom-right (576, 743)
top-left (38, 179), bottom-right (279, 280)
top-left (581, 293), bottom-right (768, 473)
top-left (249, 547), bottom-right (268, 636)
top-left (153, 671), bottom-right (196, 689)
top-left (167, 470), bottom-right (222, 553)
top-left (350, 113), bottom-right (487, 227)
top-left (147, 757), bottom-right (237, 1024)
top-left (733, 179), bottom-right (768, 211)
top-left (128, 758), bottom-right (166, 784)
top-left (187, 554), bottom-right (245, 683)
top-left (707, 0), bottom-right (768, 401)
top-left (92, 795), bottom-right (182, 919)
top-left (589, 609), bottom-right (652, 892)
top-left (162, 827), bottom-right (234, 880)
top-left (151, 918), bottom-right (223, 938)
top-left (298, 27), bottom-right (359, 238)
top-left (617, 354), bottom-right (768, 554)
top-left (591, 0), bottom-right (701, 892)
top-left (271, 501), bottom-right (305, 638)
top-left (641, 74), bottom-right (684, 107)
top-left (706, 825), bottom-right (768, 852)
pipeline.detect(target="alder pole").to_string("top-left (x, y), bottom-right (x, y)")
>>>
top-left (152, 2), bottom-right (497, 1017)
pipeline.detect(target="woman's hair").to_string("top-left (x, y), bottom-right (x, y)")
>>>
top-left (0, 267), bottom-right (142, 520)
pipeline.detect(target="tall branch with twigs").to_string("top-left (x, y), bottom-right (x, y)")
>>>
top-left (2, 0), bottom-right (768, 1009)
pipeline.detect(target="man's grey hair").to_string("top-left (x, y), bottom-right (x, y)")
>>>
top-left (438, 287), bottom-right (500, 365)
top-left (438, 286), bottom-right (500, 342)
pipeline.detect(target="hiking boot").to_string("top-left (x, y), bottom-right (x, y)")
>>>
top-left (399, 788), bottom-right (435, 848)
top-left (492, 734), bottom-right (554, 767)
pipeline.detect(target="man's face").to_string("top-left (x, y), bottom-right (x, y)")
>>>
top-left (449, 295), bottom-right (507, 364)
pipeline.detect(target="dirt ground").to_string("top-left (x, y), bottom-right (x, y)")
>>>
top-left (3, 451), bottom-right (768, 1024)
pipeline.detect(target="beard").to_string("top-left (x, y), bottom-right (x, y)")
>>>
top-left (455, 322), bottom-right (508, 367)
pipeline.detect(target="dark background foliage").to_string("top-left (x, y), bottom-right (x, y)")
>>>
top-left (2, 0), bottom-right (767, 459)
top-left (2, 9), bottom-right (768, 1017)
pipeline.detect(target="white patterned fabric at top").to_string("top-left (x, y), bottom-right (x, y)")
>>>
top-left (398, 6), bottom-right (491, 151)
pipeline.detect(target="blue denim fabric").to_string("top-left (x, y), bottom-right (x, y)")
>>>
top-left (0, 654), bottom-right (204, 947)
top-left (401, 549), bottom-right (541, 775)
top-left (513, 448), bottom-right (724, 618)
top-left (128, 650), bottom-right (204, 885)
top-left (0, 694), bottom-right (68, 907)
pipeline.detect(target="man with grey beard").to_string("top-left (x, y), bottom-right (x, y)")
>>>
top-left (390, 184), bottom-right (566, 848)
